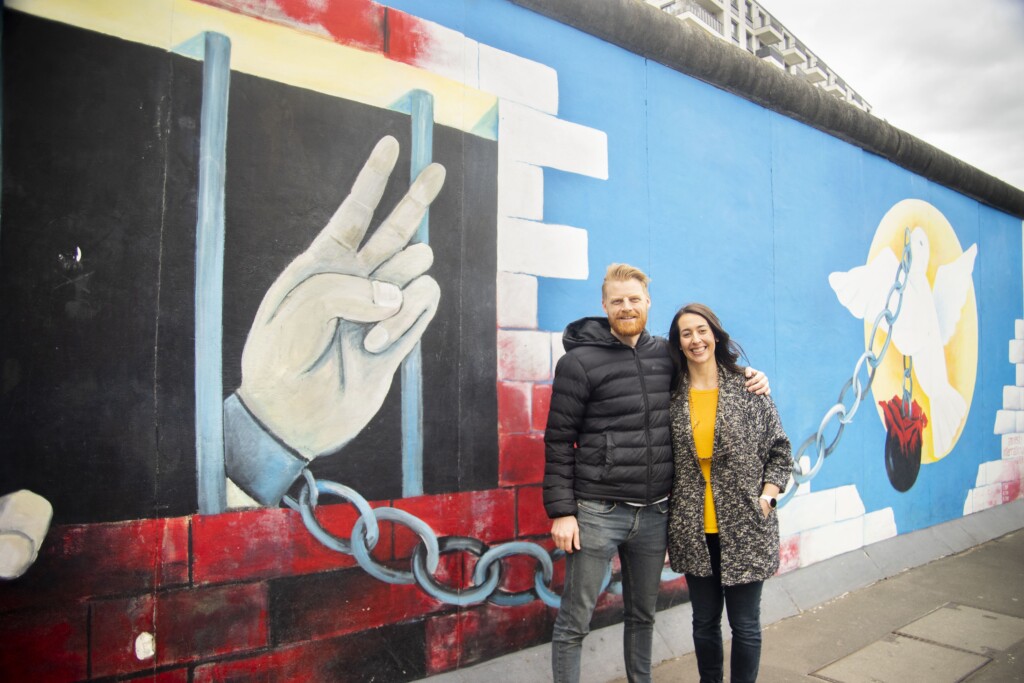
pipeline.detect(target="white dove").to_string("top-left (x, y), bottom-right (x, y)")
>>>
top-left (828, 227), bottom-right (977, 458)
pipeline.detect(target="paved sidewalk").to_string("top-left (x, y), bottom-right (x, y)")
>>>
top-left (616, 524), bottom-right (1024, 682)
top-left (425, 500), bottom-right (1024, 682)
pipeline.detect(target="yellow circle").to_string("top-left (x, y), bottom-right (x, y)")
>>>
top-left (864, 199), bottom-right (977, 462)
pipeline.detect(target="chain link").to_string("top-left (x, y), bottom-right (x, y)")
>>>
top-left (779, 227), bottom-right (913, 507)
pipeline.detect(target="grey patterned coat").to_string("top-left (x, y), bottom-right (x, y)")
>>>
top-left (667, 365), bottom-right (793, 586)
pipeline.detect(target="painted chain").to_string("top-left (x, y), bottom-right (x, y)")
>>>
top-left (779, 228), bottom-right (914, 507)
top-left (282, 472), bottom-right (633, 608)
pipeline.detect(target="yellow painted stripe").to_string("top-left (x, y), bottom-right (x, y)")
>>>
top-left (8, 0), bottom-right (496, 135)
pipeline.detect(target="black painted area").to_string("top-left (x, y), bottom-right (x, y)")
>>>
top-left (1, 11), bottom-right (498, 523)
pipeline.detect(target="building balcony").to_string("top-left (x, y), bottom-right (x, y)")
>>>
top-left (824, 80), bottom-right (847, 97)
top-left (801, 63), bottom-right (827, 83)
top-left (756, 44), bottom-right (785, 69)
top-left (781, 43), bottom-right (806, 66)
top-left (665, 0), bottom-right (724, 35)
top-left (752, 17), bottom-right (783, 44)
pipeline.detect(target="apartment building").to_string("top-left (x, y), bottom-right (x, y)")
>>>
top-left (648, 0), bottom-right (872, 113)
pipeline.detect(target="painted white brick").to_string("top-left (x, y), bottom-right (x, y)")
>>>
top-left (1016, 363), bottom-right (1024, 387)
top-left (970, 483), bottom-right (1004, 513)
top-left (498, 155), bottom-right (544, 220)
top-left (963, 493), bottom-right (974, 516)
top-left (799, 516), bottom-right (864, 567)
top-left (1016, 319), bottom-right (1024, 340)
top-left (778, 489), bottom-right (836, 536)
top-left (497, 329), bottom-right (552, 381)
top-left (479, 44), bottom-right (558, 114)
top-left (1004, 433), bottom-right (1024, 459)
top-left (497, 217), bottom-right (588, 279)
top-left (496, 272), bottom-right (538, 329)
top-left (1019, 410), bottom-right (1024, 433)
top-left (976, 459), bottom-right (1017, 486)
top-left (499, 100), bottom-right (608, 179)
top-left (415, 23), bottom-right (480, 88)
top-left (995, 410), bottom-right (1018, 435)
top-left (551, 332), bottom-right (567, 367)
top-left (834, 485), bottom-right (867, 520)
top-left (862, 508), bottom-right (898, 546)
top-left (1011, 340), bottom-right (1024, 364)
top-left (1006, 386), bottom-right (1024, 410)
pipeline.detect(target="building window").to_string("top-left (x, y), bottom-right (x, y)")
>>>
top-left (732, 20), bottom-right (739, 40)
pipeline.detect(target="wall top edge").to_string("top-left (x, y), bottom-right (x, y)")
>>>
top-left (508, 0), bottom-right (1024, 220)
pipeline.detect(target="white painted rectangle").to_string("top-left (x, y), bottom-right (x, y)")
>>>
top-left (862, 508), bottom-right (897, 546)
top-left (498, 156), bottom-right (544, 220)
top-left (1003, 433), bottom-right (1024, 460)
top-left (499, 101), bottom-right (608, 179)
top-left (1011, 340), bottom-right (1024, 364)
top-left (497, 217), bottom-right (588, 279)
top-left (479, 44), bottom-right (558, 113)
top-left (995, 410), bottom-right (1018, 435)
top-left (497, 329), bottom-right (552, 381)
top-left (497, 272), bottom-right (538, 329)
top-left (778, 489), bottom-right (836, 536)
top-left (1006, 386), bottom-right (1024, 411)
top-left (799, 516), bottom-right (865, 568)
top-left (835, 485), bottom-right (867, 520)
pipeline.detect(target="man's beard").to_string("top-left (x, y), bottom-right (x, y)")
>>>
top-left (610, 312), bottom-right (647, 338)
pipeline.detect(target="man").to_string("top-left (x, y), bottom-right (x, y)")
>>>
top-left (543, 263), bottom-right (769, 683)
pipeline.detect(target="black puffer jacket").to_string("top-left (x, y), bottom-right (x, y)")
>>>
top-left (542, 317), bottom-right (674, 518)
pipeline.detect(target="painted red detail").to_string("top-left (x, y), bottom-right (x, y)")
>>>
top-left (499, 433), bottom-right (545, 487)
top-left (383, 8), bottom-right (433, 68)
top-left (1004, 478), bottom-right (1022, 502)
top-left (392, 489), bottom-right (516, 558)
top-left (90, 584), bottom-right (268, 677)
top-left (516, 485), bottom-right (550, 537)
top-left (0, 517), bottom-right (189, 613)
top-left (425, 601), bottom-right (552, 674)
top-left (0, 604), bottom-right (88, 682)
top-left (498, 381), bottom-right (532, 434)
top-left (198, 0), bottom-right (387, 52)
top-left (778, 534), bottom-right (801, 574)
top-left (532, 383), bottom-right (553, 432)
top-left (878, 396), bottom-right (928, 453)
top-left (192, 504), bottom-right (391, 585)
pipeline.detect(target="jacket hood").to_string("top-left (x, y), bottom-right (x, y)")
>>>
top-left (562, 316), bottom-right (652, 352)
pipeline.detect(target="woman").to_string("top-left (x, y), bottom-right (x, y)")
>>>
top-left (666, 303), bottom-right (793, 683)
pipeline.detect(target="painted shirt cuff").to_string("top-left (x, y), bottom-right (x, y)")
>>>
top-left (223, 393), bottom-right (308, 506)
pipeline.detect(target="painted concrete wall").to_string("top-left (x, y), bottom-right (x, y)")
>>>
top-left (1, 0), bottom-right (1021, 680)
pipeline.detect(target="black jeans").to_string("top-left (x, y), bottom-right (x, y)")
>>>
top-left (685, 534), bottom-right (764, 683)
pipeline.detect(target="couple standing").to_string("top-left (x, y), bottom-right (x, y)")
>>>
top-left (543, 264), bottom-right (794, 683)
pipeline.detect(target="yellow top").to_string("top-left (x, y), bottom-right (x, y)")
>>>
top-left (690, 388), bottom-right (719, 533)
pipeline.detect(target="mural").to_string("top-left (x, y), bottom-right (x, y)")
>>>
top-left (829, 199), bottom-right (978, 491)
top-left (0, 0), bottom-right (1022, 680)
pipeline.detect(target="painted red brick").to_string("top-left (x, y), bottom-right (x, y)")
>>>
top-left (532, 383), bottom-right (552, 431)
top-left (499, 433), bottom-right (545, 486)
top-left (498, 381), bottom-right (532, 434)
top-left (192, 504), bottom-right (391, 585)
top-left (516, 485), bottom-right (550, 537)
top-left (0, 604), bottom-right (88, 682)
top-left (269, 567), bottom-right (440, 643)
top-left (425, 601), bottom-right (552, 674)
top-left (91, 583), bottom-right (268, 677)
top-left (194, 622), bottom-right (426, 683)
top-left (392, 489), bottom-right (516, 558)
top-left (122, 669), bottom-right (189, 682)
top-left (0, 517), bottom-right (189, 613)
top-left (198, 0), bottom-right (387, 53)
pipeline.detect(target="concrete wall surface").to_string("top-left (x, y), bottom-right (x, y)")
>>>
top-left (1, 0), bottom-right (1022, 680)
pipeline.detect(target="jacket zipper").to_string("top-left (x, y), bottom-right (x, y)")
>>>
top-left (634, 346), bottom-right (653, 504)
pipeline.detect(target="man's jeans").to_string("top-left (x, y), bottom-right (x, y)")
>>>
top-left (551, 500), bottom-right (669, 683)
top-left (685, 534), bottom-right (764, 683)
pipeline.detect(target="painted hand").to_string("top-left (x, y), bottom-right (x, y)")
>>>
top-left (237, 136), bottom-right (445, 459)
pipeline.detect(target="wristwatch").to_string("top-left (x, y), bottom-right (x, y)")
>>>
top-left (759, 494), bottom-right (777, 509)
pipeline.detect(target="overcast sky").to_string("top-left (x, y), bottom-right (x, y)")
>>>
top-left (764, 0), bottom-right (1024, 192)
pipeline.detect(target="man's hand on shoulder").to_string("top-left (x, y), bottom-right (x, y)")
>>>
top-left (744, 367), bottom-right (770, 396)
top-left (551, 515), bottom-right (581, 553)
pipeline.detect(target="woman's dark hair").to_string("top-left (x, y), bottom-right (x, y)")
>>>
top-left (668, 302), bottom-right (748, 391)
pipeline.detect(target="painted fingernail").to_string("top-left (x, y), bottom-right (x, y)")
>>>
top-left (372, 280), bottom-right (401, 309)
top-left (364, 326), bottom-right (390, 353)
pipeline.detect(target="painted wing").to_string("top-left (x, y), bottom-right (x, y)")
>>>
top-left (931, 243), bottom-right (977, 345)
top-left (828, 249), bottom-right (900, 324)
